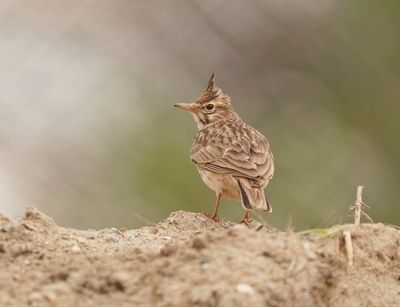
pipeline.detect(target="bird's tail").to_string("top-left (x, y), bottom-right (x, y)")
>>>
top-left (237, 179), bottom-right (272, 212)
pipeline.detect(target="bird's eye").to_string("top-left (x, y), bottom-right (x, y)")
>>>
top-left (206, 103), bottom-right (214, 111)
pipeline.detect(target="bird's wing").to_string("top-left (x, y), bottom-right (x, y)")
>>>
top-left (190, 122), bottom-right (274, 181)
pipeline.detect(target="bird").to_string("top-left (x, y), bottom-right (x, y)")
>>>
top-left (174, 74), bottom-right (274, 225)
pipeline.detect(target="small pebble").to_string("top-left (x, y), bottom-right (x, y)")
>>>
top-left (108, 271), bottom-right (130, 291)
top-left (232, 224), bottom-right (247, 231)
top-left (200, 259), bottom-right (208, 268)
top-left (192, 237), bottom-right (206, 250)
top-left (159, 244), bottom-right (176, 257)
top-left (236, 283), bottom-right (255, 295)
top-left (43, 291), bottom-right (56, 303)
top-left (29, 292), bottom-right (42, 301)
top-left (71, 245), bottom-right (81, 253)
top-left (77, 237), bottom-right (86, 244)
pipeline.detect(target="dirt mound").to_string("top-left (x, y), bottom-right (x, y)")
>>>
top-left (0, 208), bottom-right (399, 306)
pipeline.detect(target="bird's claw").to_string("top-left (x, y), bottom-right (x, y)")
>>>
top-left (202, 212), bottom-right (220, 223)
top-left (211, 215), bottom-right (220, 223)
top-left (238, 218), bottom-right (250, 227)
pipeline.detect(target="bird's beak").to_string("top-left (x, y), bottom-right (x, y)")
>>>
top-left (174, 102), bottom-right (196, 113)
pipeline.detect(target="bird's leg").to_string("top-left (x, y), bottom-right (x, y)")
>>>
top-left (208, 192), bottom-right (222, 222)
top-left (239, 210), bottom-right (250, 226)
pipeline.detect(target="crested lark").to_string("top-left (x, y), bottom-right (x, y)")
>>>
top-left (174, 74), bottom-right (274, 224)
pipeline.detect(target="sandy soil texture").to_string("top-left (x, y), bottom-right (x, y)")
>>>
top-left (0, 208), bottom-right (399, 306)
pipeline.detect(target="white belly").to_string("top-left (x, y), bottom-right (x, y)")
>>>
top-left (197, 168), bottom-right (241, 200)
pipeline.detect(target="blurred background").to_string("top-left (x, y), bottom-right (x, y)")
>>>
top-left (1, 0), bottom-right (399, 230)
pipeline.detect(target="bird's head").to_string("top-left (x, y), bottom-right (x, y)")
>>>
top-left (174, 74), bottom-right (238, 129)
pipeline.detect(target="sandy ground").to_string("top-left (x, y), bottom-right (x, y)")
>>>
top-left (0, 208), bottom-right (399, 307)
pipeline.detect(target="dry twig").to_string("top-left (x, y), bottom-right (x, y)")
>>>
top-left (349, 185), bottom-right (372, 225)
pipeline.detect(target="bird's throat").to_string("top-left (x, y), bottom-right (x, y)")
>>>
top-left (193, 113), bottom-right (208, 130)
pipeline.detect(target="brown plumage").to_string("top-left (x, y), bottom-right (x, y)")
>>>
top-left (174, 74), bottom-right (274, 224)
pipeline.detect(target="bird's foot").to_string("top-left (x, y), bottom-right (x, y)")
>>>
top-left (203, 212), bottom-right (220, 223)
top-left (211, 215), bottom-right (220, 223)
top-left (238, 212), bottom-right (251, 227)
top-left (238, 218), bottom-right (250, 227)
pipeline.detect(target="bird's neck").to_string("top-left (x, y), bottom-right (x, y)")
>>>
top-left (197, 113), bottom-right (242, 130)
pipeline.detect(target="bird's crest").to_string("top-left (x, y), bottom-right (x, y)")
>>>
top-left (197, 73), bottom-right (231, 104)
